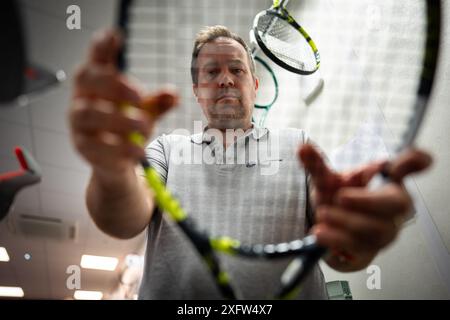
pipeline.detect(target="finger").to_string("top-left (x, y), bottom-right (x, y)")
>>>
top-left (74, 65), bottom-right (141, 104)
top-left (310, 224), bottom-right (357, 252)
top-left (341, 160), bottom-right (387, 187)
top-left (316, 205), bottom-right (397, 249)
top-left (385, 148), bottom-right (433, 183)
top-left (311, 223), bottom-right (384, 254)
top-left (335, 184), bottom-right (412, 219)
top-left (70, 98), bottom-right (152, 137)
top-left (298, 144), bottom-right (341, 193)
top-left (88, 29), bottom-right (123, 66)
top-left (139, 86), bottom-right (180, 119)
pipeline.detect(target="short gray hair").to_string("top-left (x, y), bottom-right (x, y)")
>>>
top-left (190, 25), bottom-right (256, 85)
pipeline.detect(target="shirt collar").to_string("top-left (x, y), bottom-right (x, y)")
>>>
top-left (190, 123), bottom-right (269, 145)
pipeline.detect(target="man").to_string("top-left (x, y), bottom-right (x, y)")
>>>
top-left (69, 26), bottom-right (432, 299)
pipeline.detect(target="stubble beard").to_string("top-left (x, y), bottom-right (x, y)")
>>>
top-left (207, 101), bottom-right (251, 129)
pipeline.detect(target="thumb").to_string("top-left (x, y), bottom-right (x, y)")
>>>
top-left (140, 86), bottom-right (180, 120)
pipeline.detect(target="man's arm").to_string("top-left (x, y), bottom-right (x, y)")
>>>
top-left (86, 134), bottom-right (169, 239)
top-left (69, 30), bottom-right (177, 239)
top-left (86, 166), bottom-right (155, 239)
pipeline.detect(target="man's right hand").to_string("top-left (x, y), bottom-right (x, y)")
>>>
top-left (69, 29), bottom-right (178, 177)
top-left (68, 29), bottom-right (178, 238)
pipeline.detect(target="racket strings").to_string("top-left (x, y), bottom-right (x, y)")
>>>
top-left (256, 13), bottom-right (316, 72)
top-left (117, 0), bottom-right (440, 299)
top-left (287, 1), bottom-right (431, 171)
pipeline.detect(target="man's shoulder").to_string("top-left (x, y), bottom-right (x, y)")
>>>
top-left (269, 127), bottom-right (305, 134)
top-left (267, 127), bottom-right (308, 142)
top-left (151, 133), bottom-right (194, 145)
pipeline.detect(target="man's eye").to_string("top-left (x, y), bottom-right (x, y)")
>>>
top-left (233, 68), bottom-right (244, 74)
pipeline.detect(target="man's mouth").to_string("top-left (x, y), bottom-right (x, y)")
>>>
top-left (216, 94), bottom-right (240, 102)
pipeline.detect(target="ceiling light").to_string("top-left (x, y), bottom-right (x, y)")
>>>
top-left (0, 247), bottom-right (10, 262)
top-left (80, 254), bottom-right (118, 271)
top-left (73, 290), bottom-right (103, 300)
top-left (0, 286), bottom-right (24, 297)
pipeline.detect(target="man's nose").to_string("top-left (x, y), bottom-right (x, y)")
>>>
top-left (218, 71), bottom-right (234, 88)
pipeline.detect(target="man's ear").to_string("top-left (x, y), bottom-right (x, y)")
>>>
top-left (254, 77), bottom-right (259, 91)
top-left (193, 83), bottom-right (199, 102)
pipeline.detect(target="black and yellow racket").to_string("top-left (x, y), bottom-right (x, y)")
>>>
top-left (252, 0), bottom-right (320, 75)
top-left (116, 0), bottom-right (442, 300)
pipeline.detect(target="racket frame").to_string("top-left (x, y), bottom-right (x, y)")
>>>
top-left (115, 0), bottom-right (442, 300)
top-left (252, 4), bottom-right (320, 75)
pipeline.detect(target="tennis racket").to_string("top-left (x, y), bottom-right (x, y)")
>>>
top-left (116, 0), bottom-right (442, 300)
top-left (250, 0), bottom-right (321, 126)
top-left (252, 0), bottom-right (320, 75)
top-left (263, 0), bottom-right (441, 296)
top-left (252, 56), bottom-right (279, 127)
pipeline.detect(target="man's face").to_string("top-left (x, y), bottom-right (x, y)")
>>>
top-left (193, 37), bottom-right (259, 130)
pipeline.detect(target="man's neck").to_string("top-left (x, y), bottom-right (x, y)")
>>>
top-left (207, 122), bottom-right (253, 148)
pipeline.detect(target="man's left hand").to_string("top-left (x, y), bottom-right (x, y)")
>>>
top-left (298, 144), bottom-right (432, 272)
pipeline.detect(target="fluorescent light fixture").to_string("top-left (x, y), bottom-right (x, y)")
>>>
top-left (0, 247), bottom-right (10, 262)
top-left (0, 286), bottom-right (24, 297)
top-left (80, 254), bottom-right (118, 271)
top-left (74, 290), bottom-right (103, 300)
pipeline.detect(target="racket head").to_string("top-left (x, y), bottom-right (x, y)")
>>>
top-left (253, 9), bottom-right (320, 75)
top-left (112, 0), bottom-right (442, 300)
top-left (282, 0), bottom-right (442, 172)
top-left (283, 0), bottom-right (441, 295)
